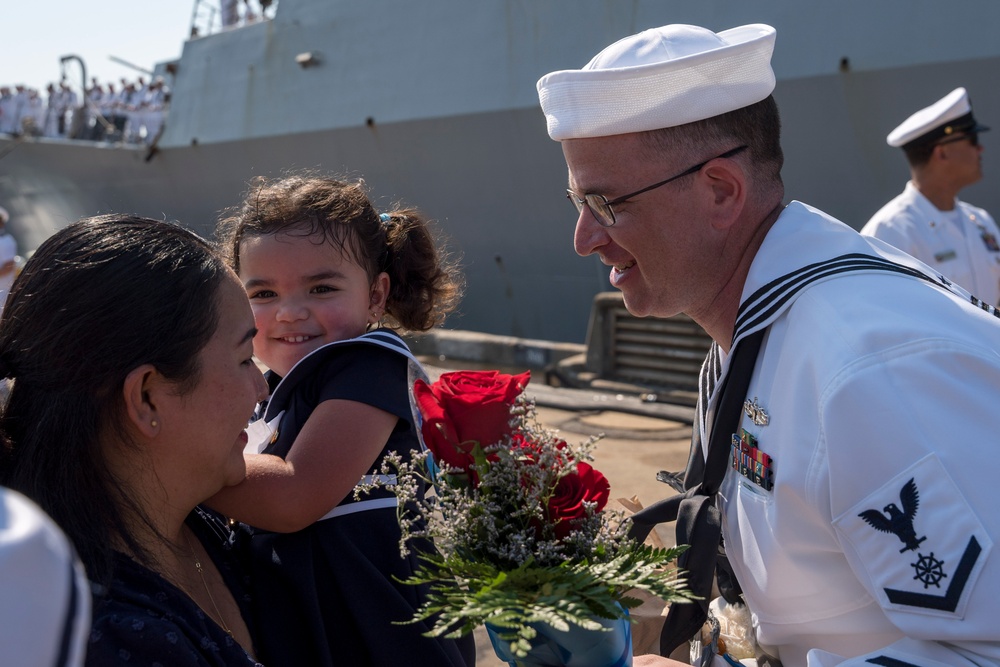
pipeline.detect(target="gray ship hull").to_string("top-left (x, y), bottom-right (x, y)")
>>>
top-left (0, 106), bottom-right (601, 340)
top-left (2, 1), bottom-right (999, 342)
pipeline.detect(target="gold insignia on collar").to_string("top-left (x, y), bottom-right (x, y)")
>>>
top-left (744, 396), bottom-right (769, 427)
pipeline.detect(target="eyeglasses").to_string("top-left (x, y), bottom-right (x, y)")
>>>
top-left (937, 132), bottom-right (979, 147)
top-left (566, 145), bottom-right (748, 227)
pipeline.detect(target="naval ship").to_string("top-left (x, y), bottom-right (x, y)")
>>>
top-left (1, 0), bottom-right (998, 342)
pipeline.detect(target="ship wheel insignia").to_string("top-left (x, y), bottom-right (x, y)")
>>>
top-left (911, 552), bottom-right (947, 589)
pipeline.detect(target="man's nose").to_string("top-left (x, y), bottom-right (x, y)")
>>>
top-left (573, 205), bottom-right (609, 257)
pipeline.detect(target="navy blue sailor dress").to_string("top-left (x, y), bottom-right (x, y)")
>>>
top-left (247, 330), bottom-right (475, 667)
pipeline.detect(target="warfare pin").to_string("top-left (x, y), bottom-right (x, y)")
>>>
top-left (744, 396), bottom-right (769, 426)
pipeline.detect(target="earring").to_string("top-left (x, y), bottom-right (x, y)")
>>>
top-left (151, 420), bottom-right (158, 428)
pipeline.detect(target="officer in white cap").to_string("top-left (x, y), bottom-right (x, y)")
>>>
top-left (862, 88), bottom-right (999, 305)
top-left (538, 24), bottom-right (1000, 667)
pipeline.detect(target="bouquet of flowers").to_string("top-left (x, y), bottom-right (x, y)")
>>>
top-left (360, 369), bottom-right (694, 666)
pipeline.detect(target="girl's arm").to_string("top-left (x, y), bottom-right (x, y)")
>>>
top-left (206, 398), bottom-right (397, 532)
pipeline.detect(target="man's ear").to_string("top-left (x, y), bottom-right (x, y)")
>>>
top-left (703, 159), bottom-right (746, 230)
top-left (123, 364), bottom-right (162, 439)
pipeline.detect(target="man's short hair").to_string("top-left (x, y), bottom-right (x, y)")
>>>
top-left (643, 95), bottom-right (784, 185)
top-left (902, 140), bottom-right (938, 169)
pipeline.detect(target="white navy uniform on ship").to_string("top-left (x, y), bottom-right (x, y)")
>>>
top-left (0, 232), bottom-right (17, 313)
top-left (862, 181), bottom-right (1000, 306)
top-left (57, 88), bottom-right (76, 137)
top-left (0, 90), bottom-right (15, 135)
top-left (43, 88), bottom-right (60, 138)
top-left (19, 91), bottom-right (43, 136)
top-left (699, 201), bottom-right (1000, 666)
top-left (12, 88), bottom-right (28, 134)
top-left (220, 0), bottom-right (239, 26)
top-left (138, 83), bottom-right (167, 144)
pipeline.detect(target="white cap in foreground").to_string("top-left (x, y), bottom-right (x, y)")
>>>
top-left (0, 487), bottom-right (90, 667)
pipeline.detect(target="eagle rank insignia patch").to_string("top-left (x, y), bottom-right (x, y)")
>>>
top-left (833, 454), bottom-right (991, 618)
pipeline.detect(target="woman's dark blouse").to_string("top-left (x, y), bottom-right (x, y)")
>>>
top-left (86, 508), bottom-right (263, 666)
top-left (251, 332), bottom-right (475, 667)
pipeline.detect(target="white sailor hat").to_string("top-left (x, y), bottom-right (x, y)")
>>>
top-left (0, 487), bottom-right (90, 666)
top-left (536, 24), bottom-right (776, 141)
top-left (887, 87), bottom-right (990, 148)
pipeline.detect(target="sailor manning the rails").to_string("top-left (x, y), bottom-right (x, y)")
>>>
top-left (862, 87), bottom-right (1000, 307)
top-left (537, 22), bottom-right (1000, 667)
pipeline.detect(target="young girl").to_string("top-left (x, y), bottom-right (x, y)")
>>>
top-left (210, 175), bottom-right (471, 667)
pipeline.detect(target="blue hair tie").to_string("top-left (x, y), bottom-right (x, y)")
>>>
top-left (379, 213), bottom-right (391, 223)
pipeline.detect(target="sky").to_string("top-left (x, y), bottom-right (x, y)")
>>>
top-left (1, 2), bottom-right (209, 93)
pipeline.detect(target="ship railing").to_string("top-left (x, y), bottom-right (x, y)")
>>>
top-left (189, 0), bottom-right (276, 39)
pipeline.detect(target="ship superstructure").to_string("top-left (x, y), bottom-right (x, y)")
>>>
top-left (1, 0), bottom-right (998, 341)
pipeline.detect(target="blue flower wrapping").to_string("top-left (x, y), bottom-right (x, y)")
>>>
top-left (486, 608), bottom-right (632, 667)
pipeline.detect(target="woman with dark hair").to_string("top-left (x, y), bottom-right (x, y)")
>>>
top-left (0, 215), bottom-right (269, 665)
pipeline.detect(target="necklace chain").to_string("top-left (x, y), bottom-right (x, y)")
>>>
top-left (183, 531), bottom-right (234, 638)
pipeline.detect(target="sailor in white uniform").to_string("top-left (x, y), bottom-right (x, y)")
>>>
top-left (22, 89), bottom-right (45, 137)
top-left (862, 88), bottom-right (1000, 306)
top-left (716, 202), bottom-right (1000, 667)
top-left (0, 87), bottom-right (15, 135)
top-left (138, 78), bottom-right (167, 144)
top-left (11, 85), bottom-right (28, 135)
top-left (43, 83), bottom-right (61, 138)
top-left (538, 23), bottom-right (1000, 667)
top-left (0, 206), bottom-right (17, 315)
top-left (220, 0), bottom-right (239, 27)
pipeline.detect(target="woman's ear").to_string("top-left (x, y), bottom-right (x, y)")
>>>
top-left (123, 364), bottom-right (161, 438)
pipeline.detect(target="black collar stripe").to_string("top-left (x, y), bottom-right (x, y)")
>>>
top-left (54, 558), bottom-right (84, 667)
top-left (734, 254), bottom-right (941, 343)
top-left (738, 253), bottom-right (915, 323)
top-left (736, 254), bottom-right (933, 329)
top-left (736, 262), bottom-right (936, 340)
top-left (698, 343), bottom-right (722, 431)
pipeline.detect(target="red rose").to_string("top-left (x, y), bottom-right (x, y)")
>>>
top-left (506, 434), bottom-right (567, 464)
top-left (546, 462), bottom-right (611, 539)
top-left (413, 370), bottom-right (531, 474)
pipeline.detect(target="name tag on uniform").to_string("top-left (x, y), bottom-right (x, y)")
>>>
top-left (933, 249), bottom-right (957, 263)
